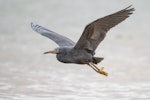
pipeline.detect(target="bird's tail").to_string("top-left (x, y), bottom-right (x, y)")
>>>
top-left (93, 57), bottom-right (104, 64)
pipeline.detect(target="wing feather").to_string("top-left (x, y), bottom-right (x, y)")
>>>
top-left (31, 23), bottom-right (75, 47)
top-left (74, 6), bottom-right (134, 52)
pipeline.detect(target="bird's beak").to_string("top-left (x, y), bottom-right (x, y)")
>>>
top-left (43, 50), bottom-right (59, 54)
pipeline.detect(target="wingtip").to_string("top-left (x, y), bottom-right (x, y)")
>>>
top-left (31, 22), bottom-right (38, 30)
top-left (30, 22), bottom-right (49, 34)
top-left (127, 5), bottom-right (132, 9)
top-left (31, 22), bottom-right (33, 28)
top-left (31, 22), bottom-right (33, 25)
top-left (30, 22), bottom-right (38, 31)
top-left (31, 22), bottom-right (35, 28)
top-left (125, 5), bottom-right (135, 11)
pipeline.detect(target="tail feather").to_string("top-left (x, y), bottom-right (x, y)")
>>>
top-left (93, 57), bottom-right (104, 64)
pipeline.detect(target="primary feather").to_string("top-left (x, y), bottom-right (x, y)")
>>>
top-left (74, 5), bottom-right (134, 52)
top-left (31, 23), bottom-right (75, 47)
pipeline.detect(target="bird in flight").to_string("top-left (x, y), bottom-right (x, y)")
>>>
top-left (31, 6), bottom-right (134, 76)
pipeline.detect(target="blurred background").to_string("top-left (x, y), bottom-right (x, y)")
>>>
top-left (0, 0), bottom-right (150, 99)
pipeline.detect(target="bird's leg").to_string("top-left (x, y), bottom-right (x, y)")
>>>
top-left (88, 63), bottom-right (108, 76)
top-left (92, 63), bottom-right (108, 76)
top-left (88, 63), bottom-right (99, 72)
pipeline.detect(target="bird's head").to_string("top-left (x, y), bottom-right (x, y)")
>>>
top-left (43, 48), bottom-right (60, 54)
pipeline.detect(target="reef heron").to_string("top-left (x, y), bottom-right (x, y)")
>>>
top-left (31, 6), bottom-right (134, 76)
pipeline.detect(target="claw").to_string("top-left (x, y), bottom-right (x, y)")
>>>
top-left (98, 67), bottom-right (108, 76)
top-left (88, 63), bottom-right (108, 76)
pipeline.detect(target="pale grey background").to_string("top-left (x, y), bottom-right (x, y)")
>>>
top-left (0, 0), bottom-right (150, 100)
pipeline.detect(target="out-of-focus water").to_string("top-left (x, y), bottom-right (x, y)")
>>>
top-left (0, 0), bottom-right (150, 100)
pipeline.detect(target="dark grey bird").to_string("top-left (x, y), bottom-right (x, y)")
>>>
top-left (31, 6), bottom-right (134, 76)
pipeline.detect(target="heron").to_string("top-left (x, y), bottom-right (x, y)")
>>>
top-left (31, 6), bottom-right (134, 76)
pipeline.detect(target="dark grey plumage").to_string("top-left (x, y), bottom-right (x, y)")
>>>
top-left (74, 5), bottom-right (134, 52)
top-left (31, 6), bottom-right (134, 76)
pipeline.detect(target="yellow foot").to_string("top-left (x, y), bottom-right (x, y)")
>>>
top-left (98, 67), bottom-right (108, 76)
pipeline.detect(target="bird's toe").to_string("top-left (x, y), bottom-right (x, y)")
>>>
top-left (98, 67), bottom-right (108, 76)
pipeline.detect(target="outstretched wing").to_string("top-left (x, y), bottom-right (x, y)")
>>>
top-left (31, 23), bottom-right (75, 47)
top-left (74, 5), bottom-right (134, 52)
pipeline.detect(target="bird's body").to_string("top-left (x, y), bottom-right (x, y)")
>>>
top-left (55, 46), bottom-right (102, 64)
top-left (31, 6), bottom-right (134, 76)
top-left (56, 46), bottom-right (93, 64)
